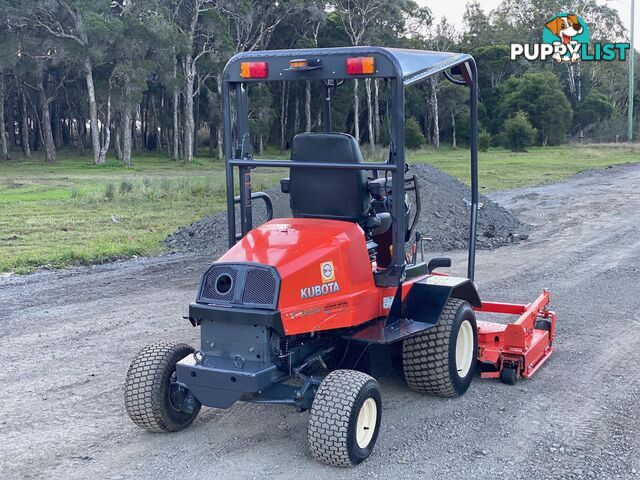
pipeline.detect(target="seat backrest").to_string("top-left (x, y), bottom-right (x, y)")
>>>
top-left (289, 133), bottom-right (370, 222)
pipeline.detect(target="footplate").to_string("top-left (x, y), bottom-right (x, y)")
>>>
top-left (474, 290), bottom-right (556, 382)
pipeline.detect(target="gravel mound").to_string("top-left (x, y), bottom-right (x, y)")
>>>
top-left (164, 163), bottom-right (529, 255)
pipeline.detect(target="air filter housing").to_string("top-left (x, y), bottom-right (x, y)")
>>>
top-left (197, 263), bottom-right (280, 310)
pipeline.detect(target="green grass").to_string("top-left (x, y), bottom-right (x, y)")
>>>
top-left (410, 143), bottom-right (640, 190)
top-left (0, 151), bottom-right (281, 274)
top-left (0, 144), bottom-right (637, 274)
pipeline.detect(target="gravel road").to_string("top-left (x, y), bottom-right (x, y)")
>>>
top-left (1, 163), bottom-right (639, 480)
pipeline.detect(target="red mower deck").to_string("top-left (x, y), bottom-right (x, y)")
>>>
top-left (476, 290), bottom-right (556, 382)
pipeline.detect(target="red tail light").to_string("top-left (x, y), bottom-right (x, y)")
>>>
top-left (240, 62), bottom-right (268, 79)
top-left (346, 57), bottom-right (376, 75)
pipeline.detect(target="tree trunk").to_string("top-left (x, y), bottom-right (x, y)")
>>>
top-left (132, 108), bottom-right (138, 153)
top-left (208, 121), bottom-right (215, 156)
top-left (97, 85), bottom-right (112, 164)
top-left (293, 95), bottom-right (300, 134)
top-left (183, 55), bottom-right (195, 162)
top-left (365, 78), bottom-right (374, 148)
top-left (17, 76), bottom-right (31, 158)
top-left (66, 93), bottom-right (82, 155)
top-left (194, 83), bottom-right (200, 157)
top-left (280, 82), bottom-right (289, 152)
top-left (53, 96), bottom-right (63, 149)
top-left (36, 68), bottom-right (55, 163)
top-left (78, 111), bottom-right (87, 156)
top-left (172, 56), bottom-right (180, 160)
top-left (114, 119), bottom-right (123, 160)
top-left (305, 80), bottom-right (312, 132)
top-left (84, 58), bottom-right (102, 164)
top-left (122, 77), bottom-right (133, 166)
top-left (353, 79), bottom-right (360, 141)
top-left (8, 93), bottom-right (16, 148)
top-left (216, 74), bottom-right (223, 160)
top-left (430, 79), bottom-right (440, 149)
top-left (0, 74), bottom-right (9, 160)
top-left (373, 80), bottom-right (380, 145)
top-left (451, 111), bottom-right (456, 148)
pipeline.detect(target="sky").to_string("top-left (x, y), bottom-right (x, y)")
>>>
top-left (417, 0), bottom-right (639, 46)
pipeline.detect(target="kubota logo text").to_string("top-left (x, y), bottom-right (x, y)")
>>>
top-left (301, 282), bottom-right (340, 300)
top-left (511, 13), bottom-right (630, 62)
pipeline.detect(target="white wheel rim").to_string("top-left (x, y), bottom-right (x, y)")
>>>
top-left (456, 320), bottom-right (474, 378)
top-left (355, 398), bottom-right (377, 449)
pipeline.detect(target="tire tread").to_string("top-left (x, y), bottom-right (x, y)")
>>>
top-left (308, 369), bottom-right (376, 467)
top-left (402, 298), bottom-right (468, 397)
top-left (124, 341), bottom-right (198, 432)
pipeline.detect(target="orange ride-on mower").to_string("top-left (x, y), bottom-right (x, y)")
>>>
top-left (124, 47), bottom-right (556, 467)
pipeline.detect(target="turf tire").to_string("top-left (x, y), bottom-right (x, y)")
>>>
top-left (308, 369), bottom-right (382, 467)
top-left (402, 298), bottom-right (477, 397)
top-left (124, 341), bottom-right (201, 432)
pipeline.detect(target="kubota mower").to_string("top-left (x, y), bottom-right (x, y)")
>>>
top-left (124, 47), bottom-right (556, 467)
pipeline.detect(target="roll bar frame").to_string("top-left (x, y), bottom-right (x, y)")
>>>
top-left (221, 48), bottom-right (479, 286)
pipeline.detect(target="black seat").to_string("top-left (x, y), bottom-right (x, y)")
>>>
top-left (289, 133), bottom-right (370, 222)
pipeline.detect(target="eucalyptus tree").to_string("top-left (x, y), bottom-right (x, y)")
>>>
top-left (0, 17), bottom-right (18, 160)
top-left (328, 0), bottom-right (422, 145)
top-left (164, 0), bottom-right (227, 162)
top-left (2, 0), bottom-right (67, 162)
top-left (421, 17), bottom-right (456, 148)
top-left (107, 1), bottom-right (176, 165)
top-left (9, 0), bottom-right (117, 164)
top-left (0, 71), bottom-right (8, 160)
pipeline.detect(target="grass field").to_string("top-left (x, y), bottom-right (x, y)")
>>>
top-left (1, 144), bottom-right (637, 274)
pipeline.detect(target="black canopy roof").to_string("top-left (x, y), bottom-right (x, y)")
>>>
top-left (223, 46), bottom-right (473, 86)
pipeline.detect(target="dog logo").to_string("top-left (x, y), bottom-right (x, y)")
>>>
top-left (511, 13), bottom-right (629, 63)
top-left (320, 261), bottom-right (335, 283)
top-left (543, 13), bottom-right (589, 62)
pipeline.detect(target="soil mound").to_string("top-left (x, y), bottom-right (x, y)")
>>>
top-left (164, 163), bottom-right (529, 255)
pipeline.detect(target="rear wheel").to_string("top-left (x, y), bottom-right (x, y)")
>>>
top-left (402, 298), bottom-right (478, 397)
top-left (308, 370), bottom-right (381, 467)
top-left (124, 342), bottom-right (201, 432)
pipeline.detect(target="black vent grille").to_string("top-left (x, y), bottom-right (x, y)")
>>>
top-left (198, 263), bottom-right (279, 309)
top-left (243, 268), bottom-right (278, 305)
top-left (201, 265), bottom-right (238, 302)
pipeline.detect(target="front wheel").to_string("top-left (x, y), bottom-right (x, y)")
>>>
top-left (402, 298), bottom-right (478, 397)
top-left (308, 370), bottom-right (382, 467)
top-left (124, 341), bottom-right (201, 432)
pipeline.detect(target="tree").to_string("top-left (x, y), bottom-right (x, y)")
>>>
top-left (0, 72), bottom-right (8, 160)
top-left (422, 18), bottom-right (455, 148)
top-left (14, 0), bottom-right (114, 164)
top-left (169, 0), bottom-right (225, 162)
top-left (438, 82), bottom-right (467, 148)
top-left (460, 1), bottom-right (493, 50)
top-left (4, 1), bottom-right (64, 163)
top-left (502, 111), bottom-right (536, 152)
top-left (405, 117), bottom-right (425, 149)
top-left (573, 90), bottom-right (613, 134)
top-left (499, 72), bottom-right (572, 145)
top-left (0, 20), bottom-right (17, 161)
top-left (328, 0), bottom-right (417, 145)
top-left (248, 84), bottom-right (275, 153)
top-left (478, 129), bottom-right (491, 152)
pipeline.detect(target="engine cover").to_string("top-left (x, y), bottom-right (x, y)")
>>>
top-left (218, 218), bottom-right (383, 335)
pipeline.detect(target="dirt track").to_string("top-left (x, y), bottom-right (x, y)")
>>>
top-left (1, 163), bottom-right (639, 480)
